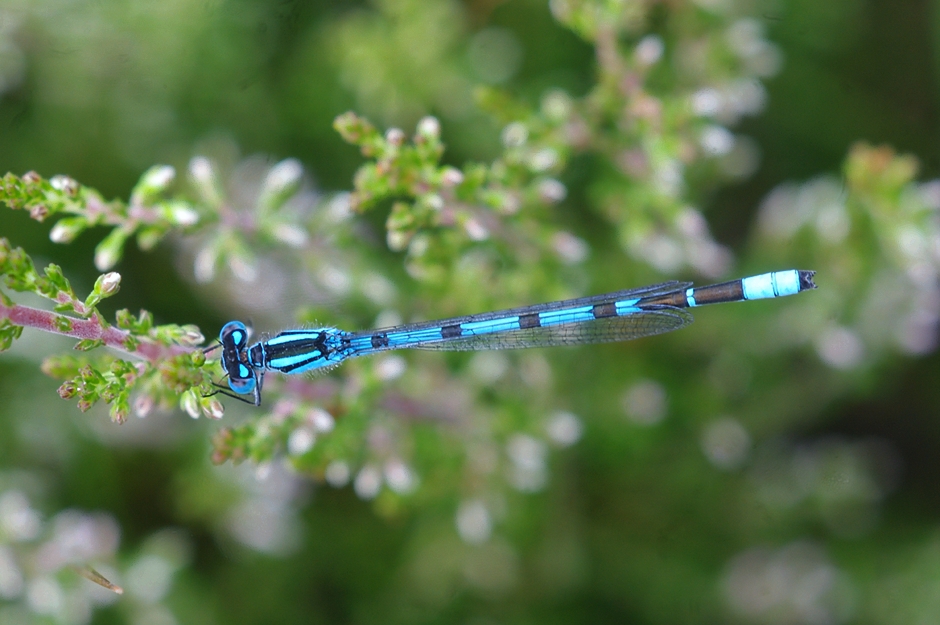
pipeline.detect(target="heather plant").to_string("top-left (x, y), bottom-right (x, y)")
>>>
top-left (0, 1), bottom-right (937, 624)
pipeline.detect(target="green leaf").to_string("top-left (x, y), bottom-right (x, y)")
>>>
top-left (42, 264), bottom-right (74, 299)
top-left (0, 319), bottom-right (23, 351)
top-left (115, 308), bottom-right (153, 333)
top-left (74, 339), bottom-right (105, 351)
top-left (53, 316), bottom-right (74, 333)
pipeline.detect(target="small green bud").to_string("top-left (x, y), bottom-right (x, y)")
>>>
top-left (130, 165), bottom-right (176, 208)
top-left (115, 309), bottom-right (151, 336)
top-left (258, 158), bottom-right (303, 213)
top-left (115, 309), bottom-right (133, 328)
top-left (422, 194), bottom-right (444, 212)
top-left (169, 202), bottom-right (199, 227)
top-left (536, 178), bottom-right (567, 203)
top-left (94, 228), bottom-right (129, 271)
top-left (79, 364), bottom-right (103, 383)
top-left (138, 165), bottom-right (175, 195)
top-left (416, 116), bottom-right (441, 141)
top-left (109, 359), bottom-right (135, 375)
top-left (333, 111), bottom-right (377, 145)
top-left (408, 233), bottom-right (431, 258)
top-left (188, 156), bottom-right (223, 208)
top-left (541, 90), bottom-right (572, 122)
top-left (188, 156), bottom-right (214, 185)
top-left (29, 204), bottom-right (49, 221)
top-left (180, 390), bottom-right (200, 419)
top-left (385, 128), bottom-right (406, 147)
top-left (134, 394), bottom-right (154, 418)
top-left (179, 325), bottom-right (206, 347)
top-left (110, 401), bottom-right (128, 424)
top-left (462, 217), bottom-right (489, 241)
top-left (119, 337), bottom-right (137, 354)
top-left (440, 167), bottom-right (464, 187)
top-left (501, 122), bottom-right (528, 147)
top-left (527, 148), bottom-right (559, 172)
top-left (202, 398), bottom-right (224, 420)
top-left (83, 272), bottom-right (121, 311)
top-left (190, 349), bottom-right (207, 367)
top-left (41, 354), bottom-right (81, 378)
top-left (49, 175), bottom-right (79, 196)
top-left (387, 230), bottom-right (411, 251)
top-left (96, 272), bottom-right (122, 297)
top-left (154, 324), bottom-right (204, 347)
top-left (136, 226), bottom-right (164, 251)
top-left (58, 381), bottom-right (77, 399)
top-left (49, 217), bottom-right (87, 244)
top-left (634, 34), bottom-right (664, 66)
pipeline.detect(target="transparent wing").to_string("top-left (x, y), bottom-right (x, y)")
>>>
top-left (405, 307), bottom-right (692, 351)
top-left (350, 280), bottom-right (688, 341)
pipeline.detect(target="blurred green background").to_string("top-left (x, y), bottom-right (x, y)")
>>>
top-left (1, 0), bottom-right (940, 624)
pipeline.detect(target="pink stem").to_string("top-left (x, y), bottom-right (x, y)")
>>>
top-left (0, 302), bottom-right (192, 362)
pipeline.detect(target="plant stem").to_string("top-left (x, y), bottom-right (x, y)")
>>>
top-left (0, 302), bottom-right (192, 361)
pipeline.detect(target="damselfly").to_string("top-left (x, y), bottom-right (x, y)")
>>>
top-left (212, 269), bottom-right (816, 405)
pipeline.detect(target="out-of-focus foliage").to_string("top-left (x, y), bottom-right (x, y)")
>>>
top-left (0, 0), bottom-right (939, 624)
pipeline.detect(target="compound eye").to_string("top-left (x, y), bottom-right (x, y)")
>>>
top-left (228, 373), bottom-right (256, 396)
top-left (220, 321), bottom-right (249, 349)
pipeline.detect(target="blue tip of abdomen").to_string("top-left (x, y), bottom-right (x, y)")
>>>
top-left (742, 270), bottom-right (815, 300)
